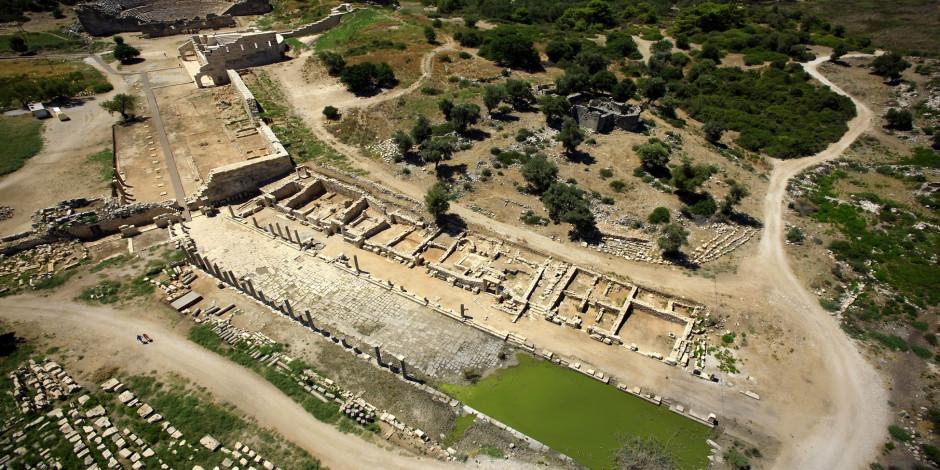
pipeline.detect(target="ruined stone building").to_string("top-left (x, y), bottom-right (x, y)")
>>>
top-left (570, 95), bottom-right (642, 133)
top-left (179, 31), bottom-right (286, 87)
top-left (76, 0), bottom-right (272, 37)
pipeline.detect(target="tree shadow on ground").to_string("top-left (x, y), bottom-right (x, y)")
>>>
top-left (436, 163), bottom-right (468, 181)
top-left (565, 150), bottom-right (596, 165)
top-left (663, 251), bottom-right (700, 270)
top-left (440, 214), bottom-right (468, 235)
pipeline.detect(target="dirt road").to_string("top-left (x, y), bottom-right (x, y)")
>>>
top-left (0, 295), bottom-right (535, 470)
top-left (752, 54), bottom-right (888, 470)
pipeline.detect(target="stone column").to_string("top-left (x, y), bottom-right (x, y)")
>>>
top-left (286, 229), bottom-right (294, 243)
top-left (353, 255), bottom-right (360, 274)
top-left (282, 299), bottom-right (294, 317)
top-left (305, 311), bottom-right (317, 330)
top-left (398, 356), bottom-right (407, 378)
top-left (294, 230), bottom-right (301, 246)
top-left (374, 344), bottom-right (384, 367)
top-left (460, 303), bottom-right (466, 319)
top-left (228, 205), bottom-right (235, 218)
top-left (252, 216), bottom-right (259, 228)
top-left (275, 222), bottom-right (284, 238)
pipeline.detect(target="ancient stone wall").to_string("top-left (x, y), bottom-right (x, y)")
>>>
top-left (188, 154), bottom-right (294, 207)
top-left (226, 70), bottom-right (260, 125)
top-left (192, 32), bottom-right (285, 86)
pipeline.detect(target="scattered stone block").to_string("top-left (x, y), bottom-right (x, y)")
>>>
top-left (199, 435), bottom-right (221, 452)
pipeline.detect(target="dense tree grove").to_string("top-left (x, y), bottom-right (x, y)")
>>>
top-left (680, 63), bottom-right (856, 158)
top-left (0, 70), bottom-right (112, 108)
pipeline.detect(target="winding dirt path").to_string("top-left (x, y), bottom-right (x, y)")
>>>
top-left (0, 295), bottom-right (533, 470)
top-left (752, 54), bottom-right (888, 470)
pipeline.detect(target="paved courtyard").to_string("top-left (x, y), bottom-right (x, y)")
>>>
top-left (187, 215), bottom-right (504, 378)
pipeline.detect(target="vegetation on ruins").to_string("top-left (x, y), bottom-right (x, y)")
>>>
top-left (425, 182), bottom-right (451, 221)
top-left (100, 93), bottom-right (138, 122)
top-left (658, 223), bottom-right (689, 256)
top-left (648, 207), bottom-right (671, 224)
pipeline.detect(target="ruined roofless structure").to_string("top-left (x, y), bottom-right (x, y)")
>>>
top-left (75, 0), bottom-right (272, 37)
top-left (569, 94), bottom-right (642, 133)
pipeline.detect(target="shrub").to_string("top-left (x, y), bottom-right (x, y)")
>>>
top-left (648, 207), bottom-right (670, 224)
top-left (458, 51), bottom-right (471, 59)
top-left (340, 62), bottom-right (396, 95)
top-left (658, 223), bottom-right (689, 255)
top-left (786, 227), bottom-right (805, 244)
top-left (884, 108), bottom-right (913, 131)
top-left (609, 180), bottom-right (627, 192)
top-left (317, 51), bottom-right (346, 75)
top-left (888, 425), bottom-right (911, 442)
top-left (599, 168), bottom-right (613, 178)
top-left (870, 331), bottom-right (909, 352)
top-left (322, 106), bottom-right (339, 120)
top-left (521, 155), bottom-right (558, 194)
top-left (912, 344), bottom-right (933, 359)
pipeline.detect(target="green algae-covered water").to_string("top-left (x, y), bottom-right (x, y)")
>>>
top-left (442, 355), bottom-right (712, 469)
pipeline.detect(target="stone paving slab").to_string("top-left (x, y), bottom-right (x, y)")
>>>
top-left (189, 217), bottom-right (503, 377)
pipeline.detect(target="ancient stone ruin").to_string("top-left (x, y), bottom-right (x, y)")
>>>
top-left (75, 0), bottom-right (272, 37)
top-left (570, 94), bottom-right (642, 133)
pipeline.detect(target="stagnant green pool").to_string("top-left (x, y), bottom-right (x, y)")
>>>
top-left (441, 355), bottom-right (712, 469)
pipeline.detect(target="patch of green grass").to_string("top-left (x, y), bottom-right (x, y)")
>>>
top-left (478, 445), bottom-right (504, 458)
top-left (443, 414), bottom-right (475, 447)
top-left (90, 254), bottom-right (131, 273)
top-left (315, 9), bottom-right (387, 52)
top-left (870, 331), bottom-right (909, 352)
top-left (0, 32), bottom-right (85, 54)
top-left (86, 149), bottom-right (114, 182)
top-left (284, 37), bottom-right (308, 52)
top-left (441, 354), bottom-right (712, 470)
top-left (78, 280), bottom-right (121, 304)
top-left (0, 115), bottom-right (43, 176)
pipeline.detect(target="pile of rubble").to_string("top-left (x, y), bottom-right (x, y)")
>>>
top-left (0, 241), bottom-right (88, 294)
top-left (369, 139), bottom-right (402, 163)
top-left (690, 223), bottom-right (758, 265)
top-left (10, 359), bottom-right (81, 414)
top-left (0, 206), bottom-right (13, 221)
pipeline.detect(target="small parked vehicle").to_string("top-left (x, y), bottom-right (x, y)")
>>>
top-left (142, 334), bottom-right (153, 343)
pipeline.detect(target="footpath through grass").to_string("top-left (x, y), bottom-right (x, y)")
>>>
top-left (0, 115), bottom-right (43, 176)
top-left (441, 354), bottom-right (712, 470)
